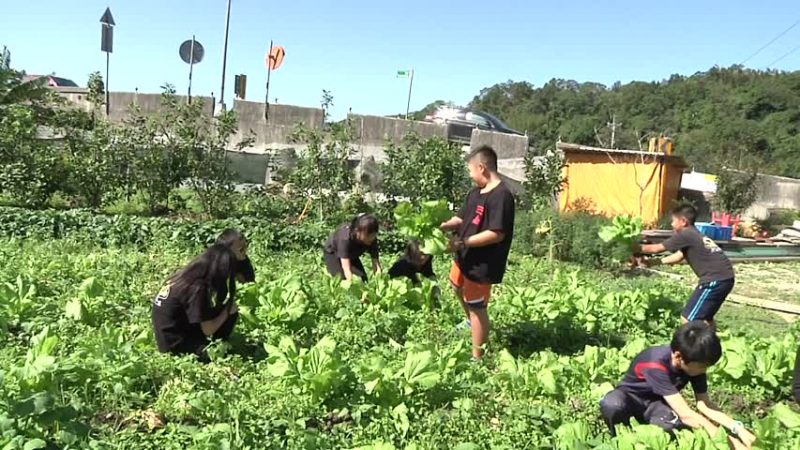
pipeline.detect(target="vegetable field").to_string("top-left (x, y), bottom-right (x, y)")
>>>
top-left (1, 236), bottom-right (799, 450)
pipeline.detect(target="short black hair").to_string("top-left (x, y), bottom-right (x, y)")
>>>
top-left (671, 205), bottom-right (697, 225)
top-left (404, 239), bottom-right (429, 268)
top-left (469, 145), bottom-right (498, 172)
top-left (670, 321), bottom-right (722, 366)
top-left (350, 213), bottom-right (379, 235)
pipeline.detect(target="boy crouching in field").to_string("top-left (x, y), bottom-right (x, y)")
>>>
top-left (600, 322), bottom-right (756, 449)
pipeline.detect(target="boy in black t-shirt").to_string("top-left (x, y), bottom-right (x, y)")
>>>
top-left (600, 322), bottom-right (756, 449)
top-left (440, 145), bottom-right (515, 359)
top-left (636, 205), bottom-right (735, 326)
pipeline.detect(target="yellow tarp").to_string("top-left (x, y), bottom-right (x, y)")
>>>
top-left (558, 152), bottom-right (674, 225)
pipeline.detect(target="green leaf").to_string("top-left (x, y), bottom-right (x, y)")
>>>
top-left (402, 350), bottom-right (440, 390)
top-left (773, 403), bottom-right (800, 429)
top-left (24, 439), bottom-right (47, 450)
top-left (539, 368), bottom-right (557, 394)
top-left (65, 298), bottom-right (88, 323)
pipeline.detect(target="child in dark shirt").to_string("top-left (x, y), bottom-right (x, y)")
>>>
top-left (600, 322), bottom-right (755, 449)
top-left (324, 214), bottom-right (382, 282)
top-left (636, 205), bottom-right (735, 326)
top-left (388, 240), bottom-right (436, 285)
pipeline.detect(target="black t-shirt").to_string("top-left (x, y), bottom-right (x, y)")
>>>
top-left (151, 282), bottom-right (216, 355)
top-left (388, 255), bottom-right (435, 285)
top-left (324, 224), bottom-right (379, 260)
top-left (617, 345), bottom-right (708, 400)
top-left (455, 182), bottom-right (516, 284)
top-left (662, 227), bottom-right (734, 284)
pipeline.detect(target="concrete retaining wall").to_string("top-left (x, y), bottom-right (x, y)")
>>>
top-left (54, 88), bottom-right (534, 187)
top-left (754, 174), bottom-right (800, 210)
top-left (470, 129), bottom-right (529, 159)
top-left (350, 114), bottom-right (447, 145)
top-left (55, 87), bottom-right (215, 121)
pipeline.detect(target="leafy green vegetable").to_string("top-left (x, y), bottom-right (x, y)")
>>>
top-left (598, 215), bottom-right (644, 261)
top-left (394, 200), bottom-right (453, 255)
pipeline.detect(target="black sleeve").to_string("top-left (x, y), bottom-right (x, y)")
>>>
top-left (793, 346), bottom-right (800, 404)
top-left (662, 230), bottom-right (689, 253)
top-left (642, 367), bottom-right (680, 397)
top-left (388, 259), bottom-right (411, 279)
top-left (185, 287), bottom-right (216, 324)
top-left (421, 257), bottom-right (436, 279)
top-left (236, 257), bottom-right (256, 283)
top-left (485, 190), bottom-right (515, 234)
top-left (336, 236), bottom-right (352, 259)
top-left (690, 374), bottom-right (708, 395)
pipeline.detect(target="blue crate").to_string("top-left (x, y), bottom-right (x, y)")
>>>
top-left (716, 226), bottom-right (733, 241)
top-left (695, 222), bottom-right (717, 239)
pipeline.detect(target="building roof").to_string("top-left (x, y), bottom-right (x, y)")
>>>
top-left (22, 74), bottom-right (79, 88)
top-left (557, 142), bottom-right (689, 169)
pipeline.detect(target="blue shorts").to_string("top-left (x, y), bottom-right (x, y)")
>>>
top-left (682, 278), bottom-right (735, 321)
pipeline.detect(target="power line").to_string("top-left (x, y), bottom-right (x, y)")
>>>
top-left (767, 43), bottom-right (800, 68)
top-left (740, 18), bottom-right (800, 65)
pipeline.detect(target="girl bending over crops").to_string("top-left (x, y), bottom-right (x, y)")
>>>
top-left (217, 228), bottom-right (255, 283)
top-left (389, 240), bottom-right (436, 285)
top-left (151, 243), bottom-right (241, 361)
top-left (324, 214), bottom-right (382, 282)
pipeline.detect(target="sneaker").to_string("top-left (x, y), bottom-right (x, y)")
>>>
top-left (456, 319), bottom-right (472, 330)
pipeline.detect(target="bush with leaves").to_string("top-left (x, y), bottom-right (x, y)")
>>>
top-left (285, 120), bottom-right (357, 220)
top-left (0, 65), bottom-right (70, 207)
top-left (713, 168), bottom-right (759, 214)
top-left (521, 146), bottom-right (566, 211)
top-left (382, 133), bottom-right (469, 207)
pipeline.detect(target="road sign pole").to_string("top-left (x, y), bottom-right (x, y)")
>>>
top-left (100, 8), bottom-right (115, 117)
top-left (265, 40), bottom-right (273, 120)
top-left (105, 51), bottom-right (110, 116)
top-left (188, 36), bottom-right (195, 103)
top-left (405, 69), bottom-right (414, 120)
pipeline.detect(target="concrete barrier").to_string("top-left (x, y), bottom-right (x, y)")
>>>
top-left (350, 114), bottom-right (447, 145)
top-left (470, 129), bottom-right (529, 159)
top-left (55, 87), bottom-right (214, 121)
top-left (753, 174), bottom-right (800, 210)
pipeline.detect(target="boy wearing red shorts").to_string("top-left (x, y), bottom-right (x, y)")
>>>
top-left (441, 145), bottom-right (515, 359)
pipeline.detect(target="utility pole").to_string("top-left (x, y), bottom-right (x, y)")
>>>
top-left (607, 114), bottom-right (621, 149)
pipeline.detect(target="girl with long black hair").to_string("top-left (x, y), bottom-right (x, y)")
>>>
top-left (152, 243), bottom-right (240, 360)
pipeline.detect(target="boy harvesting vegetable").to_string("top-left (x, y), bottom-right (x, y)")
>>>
top-left (636, 205), bottom-right (735, 327)
top-left (600, 321), bottom-right (756, 449)
top-left (440, 145), bottom-right (515, 359)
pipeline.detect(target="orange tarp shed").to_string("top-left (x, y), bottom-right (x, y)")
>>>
top-left (557, 142), bottom-right (689, 225)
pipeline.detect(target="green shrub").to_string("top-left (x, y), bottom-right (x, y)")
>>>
top-left (0, 206), bottom-right (406, 254)
top-left (515, 209), bottom-right (616, 268)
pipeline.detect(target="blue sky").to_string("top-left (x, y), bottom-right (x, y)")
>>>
top-left (2, 1), bottom-right (799, 119)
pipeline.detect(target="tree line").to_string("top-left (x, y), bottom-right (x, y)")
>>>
top-left (465, 66), bottom-right (800, 178)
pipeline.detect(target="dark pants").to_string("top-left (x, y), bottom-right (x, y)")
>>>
top-left (682, 278), bottom-right (734, 321)
top-left (794, 346), bottom-right (800, 404)
top-left (324, 252), bottom-right (368, 281)
top-left (600, 389), bottom-right (686, 436)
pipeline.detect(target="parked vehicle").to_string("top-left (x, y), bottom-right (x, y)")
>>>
top-left (425, 106), bottom-right (524, 138)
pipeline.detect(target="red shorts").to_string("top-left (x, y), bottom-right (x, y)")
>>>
top-left (449, 263), bottom-right (492, 308)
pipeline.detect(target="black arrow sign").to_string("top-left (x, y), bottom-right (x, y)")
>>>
top-left (100, 7), bottom-right (115, 26)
